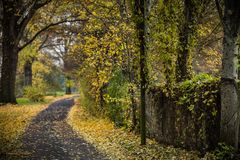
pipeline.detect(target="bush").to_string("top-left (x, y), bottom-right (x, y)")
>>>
top-left (215, 143), bottom-right (235, 160)
top-left (79, 78), bottom-right (99, 116)
top-left (105, 69), bottom-right (130, 127)
top-left (24, 86), bottom-right (45, 102)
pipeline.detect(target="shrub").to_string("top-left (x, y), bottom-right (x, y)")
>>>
top-left (105, 69), bottom-right (130, 127)
top-left (24, 86), bottom-right (45, 102)
top-left (79, 78), bottom-right (99, 116)
top-left (215, 143), bottom-right (235, 160)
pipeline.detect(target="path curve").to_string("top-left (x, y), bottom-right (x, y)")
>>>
top-left (20, 98), bottom-right (106, 160)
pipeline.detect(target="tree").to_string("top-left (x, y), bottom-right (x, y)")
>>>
top-left (116, 0), bottom-right (139, 130)
top-left (0, 0), bottom-right (52, 104)
top-left (175, 0), bottom-right (198, 82)
top-left (49, 34), bottom-right (76, 94)
top-left (132, 0), bottom-right (150, 145)
top-left (0, 0), bottom-right (3, 80)
top-left (149, 0), bottom-right (180, 92)
top-left (0, 0), bottom-right (86, 103)
top-left (215, 0), bottom-right (240, 149)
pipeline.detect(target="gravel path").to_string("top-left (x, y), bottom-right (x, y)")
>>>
top-left (20, 98), bottom-right (106, 160)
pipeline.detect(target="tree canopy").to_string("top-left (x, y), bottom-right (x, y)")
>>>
top-left (0, 0), bottom-right (240, 157)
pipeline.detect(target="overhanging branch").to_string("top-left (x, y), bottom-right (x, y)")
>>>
top-left (16, 0), bottom-right (53, 47)
top-left (18, 18), bottom-right (88, 52)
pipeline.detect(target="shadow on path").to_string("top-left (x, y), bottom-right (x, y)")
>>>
top-left (20, 98), bottom-right (106, 160)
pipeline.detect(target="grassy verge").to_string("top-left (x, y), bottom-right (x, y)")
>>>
top-left (67, 102), bottom-right (215, 160)
top-left (16, 96), bottom-right (56, 105)
top-left (0, 95), bottom-right (72, 156)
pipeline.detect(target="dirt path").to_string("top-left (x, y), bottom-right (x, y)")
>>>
top-left (20, 98), bottom-right (106, 160)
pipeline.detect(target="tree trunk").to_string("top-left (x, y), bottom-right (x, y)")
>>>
top-left (0, 5), bottom-right (19, 104)
top-left (24, 60), bottom-right (33, 86)
top-left (215, 0), bottom-right (240, 149)
top-left (220, 32), bottom-right (239, 149)
top-left (0, 0), bottom-right (52, 104)
top-left (99, 86), bottom-right (104, 108)
top-left (130, 83), bottom-right (137, 130)
top-left (65, 76), bottom-right (72, 95)
top-left (0, 34), bottom-right (2, 83)
top-left (128, 50), bottom-right (138, 130)
top-left (66, 86), bottom-right (72, 94)
top-left (134, 0), bottom-right (149, 145)
top-left (0, 33), bottom-right (18, 104)
top-left (0, 0), bottom-right (2, 81)
top-left (175, 0), bottom-right (196, 82)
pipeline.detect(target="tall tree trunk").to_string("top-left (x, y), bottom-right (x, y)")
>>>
top-left (130, 81), bottom-right (137, 130)
top-left (127, 42), bottom-right (138, 131)
top-left (65, 77), bottom-right (72, 95)
top-left (134, 0), bottom-right (149, 145)
top-left (220, 33), bottom-right (239, 149)
top-left (0, 39), bottom-right (2, 82)
top-left (66, 87), bottom-right (72, 94)
top-left (99, 86), bottom-right (104, 108)
top-left (139, 17), bottom-right (147, 145)
top-left (24, 60), bottom-right (33, 86)
top-left (215, 0), bottom-right (240, 149)
top-left (0, 3), bottom-right (20, 104)
top-left (0, 0), bottom-right (52, 104)
top-left (0, 28), bottom-right (18, 104)
top-left (0, 0), bottom-right (3, 81)
top-left (175, 0), bottom-right (197, 82)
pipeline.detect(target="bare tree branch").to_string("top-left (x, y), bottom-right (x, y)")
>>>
top-left (215, 0), bottom-right (224, 25)
top-left (38, 34), bottom-right (49, 51)
top-left (16, 0), bottom-right (53, 47)
top-left (18, 18), bottom-right (88, 52)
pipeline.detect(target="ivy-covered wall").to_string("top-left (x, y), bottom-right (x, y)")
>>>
top-left (146, 74), bottom-right (220, 152)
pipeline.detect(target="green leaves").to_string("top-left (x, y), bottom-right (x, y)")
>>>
top-left (105, 69), bottom-right (131, 127)
top-left (23, 86), bottom-right (45, 102)
top-left (176, 73), bottom-right (220, 111)
top-left (65, 79), bottom-right (74, 88)
top-left (215, 143), bottom-right (235, 160)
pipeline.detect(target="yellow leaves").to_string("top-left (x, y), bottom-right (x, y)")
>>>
top-left (32, 61), bottom-right (50, 75)
top-left (65, 0), bottom-right (135, 107)
top-left (109, 25), bottom-right (119, 33)
top-left (0, 96), bottom-right (72, 155)
top-left (19, 44), bottom-right (38, 64)
top-left (84, 36), bottom-right (98, 48)
top-left (65, 79), bottom-right (75, 88)
top-left (75, 31), bottom-right (125, 103)
top-left (0, 104), bottom-right (48, 154)
top-left (67, 104), bottom-right (201, 160)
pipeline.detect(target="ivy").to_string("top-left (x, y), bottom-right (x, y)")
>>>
top-left (171, 73), bottom-right (220, 150)
top-left (175, 73), bottom-right (219, 113)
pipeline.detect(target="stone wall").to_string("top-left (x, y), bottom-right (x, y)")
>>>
top-left (146, 87), bottom-right (221, 152)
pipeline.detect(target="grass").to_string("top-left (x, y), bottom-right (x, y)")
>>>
top-left (67, 102), bottom-right (216, 160)
top-left (16, 96), bottom-right (57, 105)
top-left (46, 91), bottom-right (65, 96)
top-left (16, 98), bottom-right (32, 105)
top-left (0, 95), bottom-right (72, 156)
